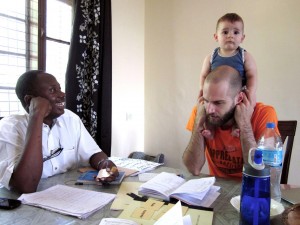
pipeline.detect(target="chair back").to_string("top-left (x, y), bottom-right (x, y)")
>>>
top-left (128, 151), bottom-right (165, 164)
top-left (277, 120), bottom-right (297, 184)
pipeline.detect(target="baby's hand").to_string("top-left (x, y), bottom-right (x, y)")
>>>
top-left (197, 90), bottom-right (203, 102)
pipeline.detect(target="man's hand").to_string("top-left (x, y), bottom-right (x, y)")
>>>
top-left (29, 97), bottom-right (52, 118)
top-left (97, 160), bottom-right (119, 183)
top-left (195, 98), bottom-right (206, 133)
top-left (235, 90), bottom-right (254, 128)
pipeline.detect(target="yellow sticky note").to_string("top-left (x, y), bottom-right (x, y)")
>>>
top-left (131, 207), bottom-right (155, 220)
top-left (153, 211), bottom-right (165, 220)
top-left (142, 199), bottom-right (165, 211)
top-left (161, 203), bottom-right (174, 212)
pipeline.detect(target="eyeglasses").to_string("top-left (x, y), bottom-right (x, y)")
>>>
top-left (43, 147), bottom-right (64, 162)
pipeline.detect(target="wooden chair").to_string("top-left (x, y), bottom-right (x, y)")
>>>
top-left (277, 120), bottom-right (297, 184)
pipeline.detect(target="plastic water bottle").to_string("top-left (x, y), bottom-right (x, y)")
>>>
top-left (257, 122), bottom-right (283, 202)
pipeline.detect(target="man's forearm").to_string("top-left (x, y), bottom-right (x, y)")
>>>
top-left (10, 113), bottom-right (44, 193)
top-left (239, 122), bottom-right (257, 164)
top-left (183, 129), bottom-right (206, 176)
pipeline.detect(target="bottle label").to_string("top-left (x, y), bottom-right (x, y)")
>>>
top-left (262, 150), bottom-right (283, 166)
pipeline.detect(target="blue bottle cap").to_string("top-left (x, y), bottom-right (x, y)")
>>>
top-left (254, 149), bottom-right (263, 165)
top-left (266, 122), bottom-right (275, 128)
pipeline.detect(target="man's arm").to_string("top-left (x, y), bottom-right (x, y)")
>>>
top-left (182, 103), bottom-right (206, 175)
top-left (235, 90), bottom-right (256, 163)
top-left (10, 97), bottom-right (52, 193)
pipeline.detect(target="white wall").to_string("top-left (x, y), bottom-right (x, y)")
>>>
top-left (112, 0), bottom-right (300, 185)
top-left (111, 0), bottom-right (145, 158)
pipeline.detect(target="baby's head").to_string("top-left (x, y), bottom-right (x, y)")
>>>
top-left (216, 13), bottom-right (244, 33)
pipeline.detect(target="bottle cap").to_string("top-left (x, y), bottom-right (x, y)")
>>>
top-left (254, 149), bottom-right (263, 165)
top-left (243, 164), bottom-right (270, 177)
top-left (248, 148), bottom-right (265, 170)
top-left (266, 122), bottom-right (275, 128)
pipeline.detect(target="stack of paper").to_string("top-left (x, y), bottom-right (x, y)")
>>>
top-left (109, 156), bottom-right (163, 176)
top-left (18, 184), bottom-right (116, 219)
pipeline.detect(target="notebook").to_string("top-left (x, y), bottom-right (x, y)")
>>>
top-left (77, 171), bottom-right (126, 185)
top-left (281, 188), bottom-right (300, 204)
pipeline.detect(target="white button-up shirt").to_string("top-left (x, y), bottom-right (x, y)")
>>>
top-left (0, 109), bottom-right (101, 189)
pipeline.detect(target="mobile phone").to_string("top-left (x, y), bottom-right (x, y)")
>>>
top-left (0, 198), bottom-right (21, 210)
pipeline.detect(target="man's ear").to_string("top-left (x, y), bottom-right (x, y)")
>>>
top-left (236, 92), bottom-right (243, 104)
top-left (24, 95), bottom-right (33, 107)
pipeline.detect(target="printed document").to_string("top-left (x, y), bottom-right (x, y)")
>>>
top-left (18, 184), bottom-right (116, 219)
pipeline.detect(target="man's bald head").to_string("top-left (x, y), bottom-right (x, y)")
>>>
top-left (204, 65), bottom-right (243, 97)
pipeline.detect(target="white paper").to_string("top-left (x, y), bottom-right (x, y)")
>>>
top-left (171, 177), bottom-right (216, 200)
top-left (138, 172), bottom-right (159, 181)
top-left (197, 186), bottom-right (220, 207)
top-left (170, 177), bottom-right (218, 207)
top-left (139, 172), bottom-right (185, 200)
top-left (154, 200), bottom-right (183, 225)
top-left (99, 218), bottom-right (139, 225)
top-left (138, 172), bottom-right (220, 207)
top-left (182, 215), bottom-right (193, 225)
top-left (109, 156), bottom-right (163, 176)
top-left (18, 184), bottom-right (115, 219)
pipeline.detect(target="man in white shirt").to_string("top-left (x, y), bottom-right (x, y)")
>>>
top-left (0, 70), bottom-right (118, 193)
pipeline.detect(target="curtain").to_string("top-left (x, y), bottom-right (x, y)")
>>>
top-left (65, 0), bottom-right (112, 156)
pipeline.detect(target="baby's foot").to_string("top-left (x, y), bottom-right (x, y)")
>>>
top-left (201, 129), bottom-right (214, 139)
top-left (231, 128), bottom-right (240, 137)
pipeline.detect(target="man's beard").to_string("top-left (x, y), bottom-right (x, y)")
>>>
top-left (206, 105), bottom-right (236, 128)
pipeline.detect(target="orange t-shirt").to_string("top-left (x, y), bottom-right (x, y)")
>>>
top-left (186, 103), bottom-right (278, 179)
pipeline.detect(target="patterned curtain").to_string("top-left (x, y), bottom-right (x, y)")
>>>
top-left (65, 0), bottom-right (112, 156)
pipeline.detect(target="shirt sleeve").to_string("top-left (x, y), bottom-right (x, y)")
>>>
top-left (0, 117), bottom-right (26, 189)
top-left (251, 103), bottom-right (279, 141)
top-left (186, 106), bottom-right (197, 131)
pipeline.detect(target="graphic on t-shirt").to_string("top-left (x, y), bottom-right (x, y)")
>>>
top-left (207, 145), bottom-right (243, 174)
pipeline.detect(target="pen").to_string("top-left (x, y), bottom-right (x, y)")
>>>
top-left (75, 182), bottom-right (83, 185)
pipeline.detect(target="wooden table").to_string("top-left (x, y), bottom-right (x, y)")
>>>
top-left (0, 166), bottom-right (292, 225)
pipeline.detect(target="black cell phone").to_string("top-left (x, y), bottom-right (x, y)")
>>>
top-left (0, 198), bottom-right (21, 210)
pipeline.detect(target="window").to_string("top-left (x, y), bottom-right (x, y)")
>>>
top-left (44, 0), bottom-right (72, 92)
top-left (0, 0), bottom-right (72, 117)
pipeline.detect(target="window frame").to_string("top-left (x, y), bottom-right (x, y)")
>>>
top-left (0, 0), bottom-right (72, 116)
top-left (38, 0), bottom-right (71, 71)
